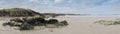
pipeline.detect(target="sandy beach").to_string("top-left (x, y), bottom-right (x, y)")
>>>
top-left (1, 15), bottom-right (120, 34)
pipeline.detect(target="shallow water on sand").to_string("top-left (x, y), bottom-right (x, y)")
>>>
top-left (1, 16), bottom-right (120, 34)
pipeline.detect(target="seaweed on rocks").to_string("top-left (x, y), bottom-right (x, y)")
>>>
top-left (95, 19), bottom-right (120, 25)
top-left (2, 17), bottom-right (69, 30)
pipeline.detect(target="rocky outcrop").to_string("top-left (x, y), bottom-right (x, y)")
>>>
top-left (2, 17), bottom-right (69, 30)
top-left (1, 8), bottom-right (70, 30)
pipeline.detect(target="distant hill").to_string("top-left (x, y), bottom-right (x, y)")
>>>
top-left (0, 8), bottom-right (80, 18)
top-left (0, 8), bottom-right (42, 17)
top-left (41, 13), bottom-right (80, 18)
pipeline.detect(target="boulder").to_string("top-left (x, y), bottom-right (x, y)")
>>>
top-left (47, 19), bottom-right (59, 24)
top-left (10, 18), bottom-right (24, 23)
top-left (60, 20), bottom-right (68, 25)
top-left (2, 17), bottom-right (69, 30)
top-left (20, 22), bottom-right (34, 30)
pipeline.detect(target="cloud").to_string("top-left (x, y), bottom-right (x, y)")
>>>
top-left (0, 0), bottom-right (120, 14)
top-left (54, 0), bottom-right (63, 3)
top-left (28, 0), bottom-right (39, 2)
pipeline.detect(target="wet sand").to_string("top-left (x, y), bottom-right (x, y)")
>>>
top-left (1, 15), bottom-right (120, 34)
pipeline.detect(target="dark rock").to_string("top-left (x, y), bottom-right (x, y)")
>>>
top-left (2, 22), bottom-right (15, 27)
top-left (2, 22), bottom-right (21, 27)
top-left (2, 22), bottom-right (11, 26)
top-left (2, 17), bottom-right (69, 30)
top-left (33, 17), bottom-right (46, 23)
top-left (60, 20), bottom-right (69, 25)
top-left (10, 18), bottom-right (24, 23)
top-left (20, 22), bottom-right (34, 30)
top-left (47, 19), bottom-right (59, 24)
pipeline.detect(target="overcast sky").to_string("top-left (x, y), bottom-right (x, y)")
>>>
top-left (0, 0), bottom-right (120, 14)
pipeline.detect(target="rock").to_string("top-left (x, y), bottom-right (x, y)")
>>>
top-left (55, 20), bottom-right (68, 26)
top-left (47, 19), bottom-right (59, 24)
top-left (20, 22), bottom-right (34, 30)
top-left (33, 17), bottom-right (46, 23)
top-left (10, 18), bottom-right (24, 23)
top-left (24, 17), bottom-right (46, 25)
top-left (2, 17), bottom-right (69, 30)
top-left (2, 22), bottom-right (11, 26)
top-left (60, 20), bottom-right (68, 25)
top-left (2, 22), bottom-right (21, 27)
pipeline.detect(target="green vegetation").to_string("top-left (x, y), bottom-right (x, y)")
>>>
top-left (0, 8), bottom-right (80, 17)
top-left (95, 19), bottom-right (120, 25)
top-left (0, 8), bottom-right (41, 17)
top-left (2, 8), bottom-right (31, 12)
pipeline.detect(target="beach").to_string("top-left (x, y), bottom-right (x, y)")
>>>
top-left (1, 15), bottom-right (120, 34)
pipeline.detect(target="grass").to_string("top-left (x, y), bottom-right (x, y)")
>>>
top-left (3, 8), bottom-right (29, 12)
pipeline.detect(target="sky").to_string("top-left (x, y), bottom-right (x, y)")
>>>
top-left (0, 0), bottom-right (120, 14)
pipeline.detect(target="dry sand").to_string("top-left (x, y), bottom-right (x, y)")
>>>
top-left (1, 15), bottom-right (120, 34)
